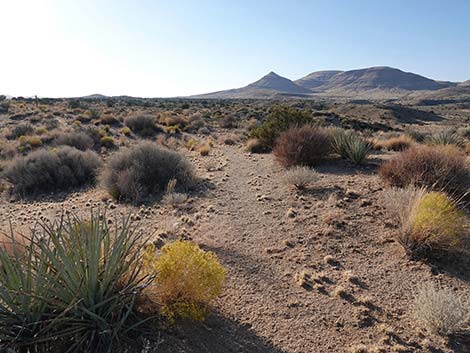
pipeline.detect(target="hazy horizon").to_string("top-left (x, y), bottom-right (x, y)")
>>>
top-left (2, 0), bottom-right (470, 98)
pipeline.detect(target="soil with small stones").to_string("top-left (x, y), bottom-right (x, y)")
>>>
top-left (2, 142), bottom-right (470, 353)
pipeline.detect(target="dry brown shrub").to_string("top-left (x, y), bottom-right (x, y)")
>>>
top-left (384, 135), bottom-right (414, 151)
top-left (379, 145), bottom-right (470, 195)
top-left (273, 125), bottom-right (332, 168)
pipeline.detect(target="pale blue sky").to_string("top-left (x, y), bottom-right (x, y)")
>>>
top-left (1, 0), bottom-right (469, 97)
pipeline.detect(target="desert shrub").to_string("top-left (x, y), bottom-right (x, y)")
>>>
top-left (426, 130), bottom-right (463, 147)
top-left (100, 142), bottom-right (195, 203)
top-left (100, 136), bottom-right (115, 148)
top-left (100, 115), bottom-right (121, 126)
top-left (245, 138), bottom-right (264, 153)
top-left (3, 146), bottom-right (102, 195)
top-left (55, 131), bottom-right (94, 151)
top-left (250, 104), bottom-right (312, 149)
top-left (0, 142), bottom-right (16, 160)
top-left (18, 135), bottom-right (42, 149)
top-left (0, 213), bottom-right (150, 353)
top-left (273, 125), bottom-right (331, 168)
top-left (121, 126), bottom-right (132, 135)
top-left (124, 115), bottom-right (161, 137)
top-left (142, 240), bottom-right (226, 321)
top-left (161, 179), bottom-right (188, 206)
top-left (413, 282), bottom-right (469, 335)
top-left (282, 166), bottom-right (318, 190)
top-left (384, 135), bottom-right (414, 151)
top-left (88, 108), bottom-right (101, 119)
top-left (197, 143), bottom-right (210, 156)
top-left (383, 187), bottom-right (469, 256)
top-left (219, 115), bottom-right (236, 128)
top-left (379, 145), bottom-right (470, 195)
top-left (329, 128), bottom-right (372, 165)
top-left (7, 124), bottom-right (34, 140)
top-left (44, 117), bottom-right (60, 130)
top-left (405, 129), bottom-right (429, 142)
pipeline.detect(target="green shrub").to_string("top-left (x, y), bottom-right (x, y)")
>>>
top-left (250, 105), bottom-right (312, 149)
top-left (0, 213), bottom-right (150, 353)
top-left (3, 146), bottom-right (102, 195)
top-left (273, 125), bottom-right (332, 167)
top-left (124, 115), bottom-right (161, 137)
top-left (100, 142), bottom-right (195, 203)
top-left (142, 240), bottom-right (226, 321)
top-left (100, 136), bottom-right (115, 148)
top-left (329, 128), bottom-right (372, 165)
top-left (426, 130), bottom-right (463, 147)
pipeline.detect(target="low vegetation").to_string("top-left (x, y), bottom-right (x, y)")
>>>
top-left (273, 125), bottom-right (331, 167)
top-left (282, 166), bottom-right (318, 190)
top-left (413, 282), bottom-right (469, 335)
top-left (55, 131), bottom-right (95, 150)
top-left (384, 187), bottom-right (468, 256)
top-left (3, 146), bottom-right (102, 196)
top-left (379, 145), bottom-right (470, 195)
top-left (100, 142), bottom-right (195, 203)
top-left (329, 128), bottom-right (372, 165)
top-left (143, 240), bottom-right (226, 321)
top-left (124, 115), bottom-right (161, 137)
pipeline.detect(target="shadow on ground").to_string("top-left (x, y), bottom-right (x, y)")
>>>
top-left (155, 311), bottom-right (287, 353)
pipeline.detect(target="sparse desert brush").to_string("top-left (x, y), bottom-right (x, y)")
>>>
top-left (383, 135), bottom-right (414, 151)
top-left (413, 282), bottom-right (469, 335)
top-left (426, 130), bottom-right (464, 147)
top-left (100, 114), bottom-right (121, 126)
top-left (250, 104), bottom-right (312, 149)
top-left (7, 123), bottom-right (34, 140)
top-left (329, 128), bottom-right (372, 165)
top-left (55, 131), bottom-right (95, 151)
top-left (3, 146), bottom-right (102, 196)
top-left (273, 125), bottom-right (332, 168)
top-left (100, 135), bottom-right (116, 148)
top-left (0, 213), bottom-right (150, 353)
top-left (142, 240), bottom-right (226, 321)
top-left (18, 135), bottom-right (42, 149)
top-left (245, 138), bottom-right (265, 153)
top-left (383, 187), bottom-right (469, 256)
top-left (36, 127), bottom-right (47, 135)
top-left (282, 166), bottom-right (318, 190)
top-left (124, 115), bottom-right (161, 137)
top-left (121, 126), bottom-right (132, 135)
top-left (100, 142), bottom-right (195, 203)
top-left (198, 143), bottom-right (210, 156)
top-left (161, 178), bottom-right (188, 206)
top-left (379, 145), bottom-right (470, 195)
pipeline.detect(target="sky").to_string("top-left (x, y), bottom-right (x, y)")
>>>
top-left (1, 0), bottom-right (469, 97)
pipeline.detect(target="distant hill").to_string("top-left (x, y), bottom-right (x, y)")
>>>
top-left (193, 66), bottom-right (460, 99)
top-left (192, 71), bottom-right (311, 99)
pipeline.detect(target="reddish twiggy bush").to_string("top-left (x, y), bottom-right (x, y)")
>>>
top-left (273, 125), bottom-right (332, 168)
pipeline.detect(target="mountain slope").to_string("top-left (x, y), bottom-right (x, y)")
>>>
top-left (312, 66), bottom-right (456, 92)
top-left (295, 70), bottom-right (343, 89)
top-left (192, 72), bottom-right (311, 99)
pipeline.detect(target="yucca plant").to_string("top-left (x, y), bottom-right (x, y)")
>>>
top-left (0, 212), bottom-right (153, 353)
top-left (426, 130), bottom-right (463, 147)
top-left (330, 128), bottom-right (372, 165)
top-left (35, 213), bottom-right (151, 353)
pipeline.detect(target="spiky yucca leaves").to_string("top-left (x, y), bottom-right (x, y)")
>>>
top-left (0, 229), bottom-right (53, 353)
top-left (35, 214), bottom-right (151, 353)
top-left (0, 213), bottom-right (152, 353)
top-left (426, 130), bottom-right (463, 147)
top-left (330, 128), bottom-right (372, 165)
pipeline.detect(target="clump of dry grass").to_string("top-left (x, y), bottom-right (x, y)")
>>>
top-left (383, 135), bottom-right (414, 151)
top-left (245, 138), bottom-right (265, 153)
top-left (413, 282), bottom-right (469, 335)
top-left (282, 166), bottom-right (318, 190)
top-left (161, 179), bottom-right (188, 206)
top-left (383, 187), bottom-right (469, 256)
top-left (379, 145), bottom-right (470, 195)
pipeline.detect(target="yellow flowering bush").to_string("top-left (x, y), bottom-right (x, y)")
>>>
top-left (143, 240), bottom-right (226, 321)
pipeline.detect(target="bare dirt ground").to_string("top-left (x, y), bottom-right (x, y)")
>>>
top-left (2, 139), bottom-right (470, 353)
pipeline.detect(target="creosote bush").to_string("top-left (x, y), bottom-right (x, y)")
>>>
top-left (383, 135), bottom-right (414, 151)
top-left (142, 240), bottom-right (226, 321)
top-left (3, 146), bottom-right (102, 196)
top-left (100, 142), bottom-right (195, 203)
top-left (0, 213), bottom-right (150, 353)
top-left (379, 145), bottom-right (470, 195)
top-left (273, 125), bottom-right (331, 168)
top-left (413, 282), bottom-right (469, 335)
top-left (383, 187), bottom-right (469, 256)
top-left (250, 104), bottom-right (312, 150)
top-left (124, 115), bottom-right (161, 137)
